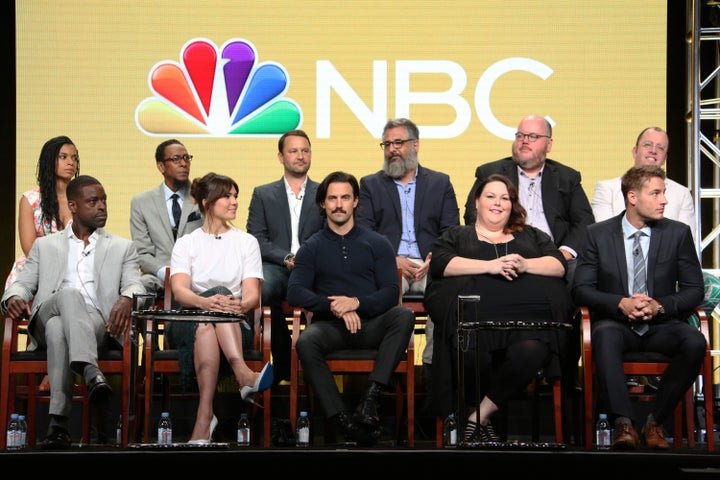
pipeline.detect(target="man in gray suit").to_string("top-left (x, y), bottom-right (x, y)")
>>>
top-left (247, 130), bottom-right (324, 383)
top-left (2, 175), bottom-right (144, 449)
top-left (130, 139), bottom-right (202, 294)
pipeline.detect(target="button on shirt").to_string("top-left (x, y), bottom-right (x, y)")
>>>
top-left (395, 176), bottom-right (421, 259)
top-left (64, 229), bottom-right (100, 310)
top-left (285, 178), bottom-right (307, 255)
top-left (165, 186), bottom-right (185, 229)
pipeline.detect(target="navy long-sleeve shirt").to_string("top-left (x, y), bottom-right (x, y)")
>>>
top-left (287, 224), bottom-right (399, 321)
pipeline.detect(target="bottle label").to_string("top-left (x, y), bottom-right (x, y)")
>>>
top-left (449, 428), bottom-right (457, 446)
top-left (158, 427), bottom-right (172, 444)
top-left (596, 429), bottom-right (611, 448)
top-left (237, 428), bottom-right (250, 445)
top-left (297, 426), bottom-right (310, 445)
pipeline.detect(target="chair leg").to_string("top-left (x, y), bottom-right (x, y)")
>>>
top-left (552, 379), bottom-right (564, 444)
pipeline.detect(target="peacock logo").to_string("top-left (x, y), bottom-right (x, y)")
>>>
top-left (135, 38), bottom-right (302, 137)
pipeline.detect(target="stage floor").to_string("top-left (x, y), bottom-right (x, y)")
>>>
top-left (2, 443), bottom-right (720, 478)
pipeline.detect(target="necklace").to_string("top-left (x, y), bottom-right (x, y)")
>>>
top-left (475, 226), bottom-right (509, 259)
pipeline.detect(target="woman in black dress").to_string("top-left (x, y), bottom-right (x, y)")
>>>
top-left (425, 173), bottom-right (573, 442)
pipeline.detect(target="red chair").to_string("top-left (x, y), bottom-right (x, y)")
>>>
top-left (289, 269), bottom-right (416, 446)
top-left (134, 268), bottom-right (273, 446)
top-left (0, 312), bottom-right (134, 447)
top-left (578, 306), bottom-right (714, 451)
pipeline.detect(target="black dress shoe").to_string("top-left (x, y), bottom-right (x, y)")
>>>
top-left (87, 372), bottom-right (112, 404)
top-left (41, 426), bottom-right (71, 449)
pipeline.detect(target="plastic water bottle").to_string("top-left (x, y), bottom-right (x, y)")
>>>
top-left (595, 413), bottom-right (611, 450)
top-left (17, 415), bottom-right (27, 449)
top-left (296, 411), bottom-right (310, 447)
top-left (115, 414), bottom-right (122, 445)
top-left (443, 413), bottom-right (458, 447)
top-left (237, 413), bottom-right (251, 446)
top-left (157, 411), bottom-right (173, 444)
top-left (6, 413), bottom-right (20, 450)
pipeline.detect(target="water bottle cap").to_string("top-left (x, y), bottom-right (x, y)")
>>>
top-left (300, 411), bottom-right (308, 416)
top-left (10, 413), bottom-right (18, 419)
top-left (599, 413), bottom-right (607, 419)
top-left (241, 413), bottom-right (248, 418)
top-left (18, 415), bottom-right (25, 420)
top-left (161, 412), bottom-right (169, 417)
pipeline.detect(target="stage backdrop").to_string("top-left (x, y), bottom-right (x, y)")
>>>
top-left (15, 0), bottom-right (666, 252)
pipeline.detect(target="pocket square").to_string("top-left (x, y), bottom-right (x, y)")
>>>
top-left (187, 211), bottom-right (201, 222)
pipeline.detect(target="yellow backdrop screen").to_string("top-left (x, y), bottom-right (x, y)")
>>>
top-left (15, 1), bottom-right (666, 248)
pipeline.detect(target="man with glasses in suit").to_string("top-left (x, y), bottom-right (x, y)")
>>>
top-left (130, 139), bottom-right (202, 295)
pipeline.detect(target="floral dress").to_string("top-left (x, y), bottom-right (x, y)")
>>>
top-left (4, 188), bottom-right (61, 288)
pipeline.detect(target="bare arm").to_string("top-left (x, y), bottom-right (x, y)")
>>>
top-left (18, 196), bottom-right (37, 255)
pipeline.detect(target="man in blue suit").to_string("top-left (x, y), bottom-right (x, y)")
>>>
top-left (357, 117), bottom-right (459, 393)
top-left (247, 130), bottom-right (324, 383)
top-left (573, 165), bottom-right (704, 450)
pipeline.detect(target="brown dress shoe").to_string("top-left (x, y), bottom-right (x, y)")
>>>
top-left (611, 422), bottom-right (639, 450)
top-left (642, 421), bottom-right (670, 449)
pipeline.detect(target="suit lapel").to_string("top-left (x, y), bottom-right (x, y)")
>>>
top-left (152, 184), bottom-right (174, 238)
top-left (380, 174), bottom-right (402, 219)
top-left (272, 180), bottom-right (292, 237)
top-left (299, 181), bottom-right (317, 237)
top-left (610, 220), bottom-right (631, 295)
top-left (645, 223), bottom-right (663, 295)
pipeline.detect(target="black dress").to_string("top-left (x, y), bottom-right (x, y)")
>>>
top-left (424, 225), bottom-right (574, 418)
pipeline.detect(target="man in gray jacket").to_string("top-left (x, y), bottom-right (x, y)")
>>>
top-left (2, 175), bottom-right (144, 449)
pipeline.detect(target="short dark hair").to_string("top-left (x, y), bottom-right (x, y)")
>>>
top-left (190, 172), bottom-right (239, 215)
top-left (155, 139), bottom-right (184, 163)
top-left (621, 165), bottom-right (667, 201)
top-left (67, 175), bottom-right (101, 201)
top-left (278, 130), bottom-right (311, 152)
top-left (315, 171), bottom-right (359, 218)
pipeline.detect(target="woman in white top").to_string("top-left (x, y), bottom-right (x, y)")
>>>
top-left (170, 172), bottom-right (273, 444)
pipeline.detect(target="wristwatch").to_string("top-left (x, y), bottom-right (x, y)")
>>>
top-left (656, 302), bottom-right (665, 316)
top-left (283, 253), bottom-right (295, 263)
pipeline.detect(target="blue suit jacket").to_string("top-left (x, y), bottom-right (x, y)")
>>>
top-left (357, 165), bottom-right (459, 258)
top-left (246, 177), bottom-right (324, 265)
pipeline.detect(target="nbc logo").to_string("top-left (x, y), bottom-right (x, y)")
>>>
top-left (135, 38), bottom-right (302, 137)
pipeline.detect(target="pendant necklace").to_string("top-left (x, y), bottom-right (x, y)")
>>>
top-left (475, 226), bottom-right (509, 259)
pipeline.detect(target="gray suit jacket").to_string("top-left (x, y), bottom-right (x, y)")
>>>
top-left (1, 228), bottom-right (145, 350)
top-left (130, 183), bottom-right (202, 290)
top-left (246, 177), bottom-right (324, 265)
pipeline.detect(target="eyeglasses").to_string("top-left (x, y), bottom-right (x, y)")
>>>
top-left (514, 132), bottom-right (551, 143)
top-left (163, 154), bottom-right (193, 164)
top-left (379, 139), bottom-right (415, 150)
top-left (639, 141), bottom-right (667, 153)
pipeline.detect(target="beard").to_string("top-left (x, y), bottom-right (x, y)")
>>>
top-left (383, 149), bottom-right (419, 178)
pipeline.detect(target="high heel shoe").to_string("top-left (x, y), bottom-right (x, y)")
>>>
top-left (240, 362), bottom-right (274, 406)
top-left (187, 414), bottom-right (218, 444)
